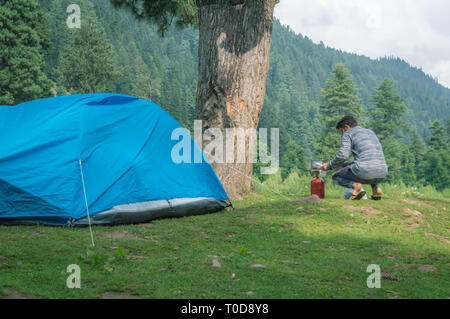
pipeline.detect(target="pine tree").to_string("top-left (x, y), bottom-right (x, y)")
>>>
top-left (281, 141), bottom-right (306, 179)
top-left (419, 120), bottom-right (450, 190)
top-left (131, 56), bottom-right (161, 102)
top-left (381, 136), bottom-right (408, 183)
top-left (409, 130), bottom-right (426, 166)
top-left (368, 78), bottom-right (408, 141)
top-left (0, 0), bottom-right (52, 104)
top-left (56, 17), bottom-right (117, 93)
top-left (408, 129), bottom-right (426, 183)
top-left (427, 120), bottom-right (446, 151)
top-left (315, 63), bottom-right (362, 159)
top-left (419, 150), bottom-right (450, 190)
top-left (446, 119), bottom-right (450, 146)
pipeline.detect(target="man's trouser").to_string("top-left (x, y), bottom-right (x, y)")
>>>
top-left (332, 162), bottom-right (385, 189)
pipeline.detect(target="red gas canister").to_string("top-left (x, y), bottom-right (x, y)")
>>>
top-left (311, 177), bottom-right (325, 199)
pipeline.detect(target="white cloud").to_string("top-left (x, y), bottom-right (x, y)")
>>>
top-left (274, 0), bottom-right (450, 88)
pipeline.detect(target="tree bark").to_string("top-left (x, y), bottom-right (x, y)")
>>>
top-left (196, 0), bottom-right (278, 199)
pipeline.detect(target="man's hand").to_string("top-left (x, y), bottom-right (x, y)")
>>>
top-left (322, 163), bottom-right (328, 171)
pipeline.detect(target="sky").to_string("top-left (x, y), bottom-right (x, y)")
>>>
top-left (274, 0), bottom-right (450, 89)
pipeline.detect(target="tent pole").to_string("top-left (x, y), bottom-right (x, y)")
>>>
top-left (78, 157), bottom-right (95, 247)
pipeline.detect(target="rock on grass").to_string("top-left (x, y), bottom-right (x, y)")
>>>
top-left (212, 259), bottom-right (222, 268)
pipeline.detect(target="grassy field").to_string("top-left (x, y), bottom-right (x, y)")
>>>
top-left (0, 183), bottom-right (449, 299)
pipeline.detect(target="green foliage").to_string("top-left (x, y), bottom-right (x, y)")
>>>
top-left (419, 149), bottom-right (450, 191)
top-left (238, 247), bottom-right (248, 254)
top-left (0, 0), bottom-right (52, 104)
top-left (114, 247), bottom-right (126, 258)
top-left (446, 119), bottom-right (450, 147)
top-left (130, 56), bottom-right (162, 101)
top-left (280, 141), bottom-right (306, 179)
top-left (110, 0), bottom-right (198, 35)
top-left (417, 120), bottom-right (450, 190)
top-left (42, 0), bottom-right (199, 129)
top-left (426, 120), bottom-right (447, 151)
top-left (368, 78), bottom-right (408, 140)
top-left (320, 63), bottom-right (362, 122)
top-left (252, 137), bottom-right (276, 183)
top-left (409, 130), bottom-right (426, 167)
top-left (56, 17), bottom-right (118, 93)
top-left (80, 247), bottom-right (127, 272)
top-left (382, 137), bottom-right (414, 184)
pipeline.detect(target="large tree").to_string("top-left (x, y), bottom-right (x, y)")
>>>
top-left (0, 0), bottom-right (52, 104)
top-left (368, 78), bottom-right (407, 141)
top-left (314, 63), bottom-right (362, 159)
top-left (426, 120), bottom-right (447, 152)
top-left (56, 17), bottom-right (117, 93)
top-left (111, 0), bottom-right (279, 199)
top-left (419, 120), bottom-right (450, 190)
top-left (131, 56), bottom-right (162, 102)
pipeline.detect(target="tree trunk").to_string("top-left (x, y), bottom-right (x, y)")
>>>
top-left (196, 0), bottom-right (278, 199)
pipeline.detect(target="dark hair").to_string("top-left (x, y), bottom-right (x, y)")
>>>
top-left (336, 115), bottom-right (357, 129)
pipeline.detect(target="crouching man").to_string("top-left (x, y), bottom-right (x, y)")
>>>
top-left (322, 116), bottom-right (388, 200)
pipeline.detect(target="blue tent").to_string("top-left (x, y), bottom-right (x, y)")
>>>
top-left (0, 94), bottom-right (230, 226)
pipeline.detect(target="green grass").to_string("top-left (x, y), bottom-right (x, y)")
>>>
top-left (0, 182), bottom-right (449, 298)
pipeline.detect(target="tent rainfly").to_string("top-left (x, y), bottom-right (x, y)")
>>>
top-left (0, 94), bottom-right (231, 226)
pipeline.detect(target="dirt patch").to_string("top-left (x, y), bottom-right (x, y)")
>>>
top-left (395, 263), bottom-right (414, 270)
top-left (296, 195), bottom-right (320, 203)
top-left (405, 252), bottom-right (424, 259)
top-left (1, 288), bottom-right (40, 299)
top-left (425, 232), bottom-right (450, 244)
top-left (101, 230), bottom-right (140, 239)
top-left (101, 291), bottom-right (142, 299)
top-left (0, 256), bottom-right (14, 269)
top-left (138, 223), bottom-right (157, 228)
top-left (386, 290), bottom-right (400, 298)
top-left (249, 264), bottom-right (266, 269)
top-left (341, 205), bottom-right (383, 218)
top-left (28, 230), bottom-right (48, 238)
top-left (402, 199), bottom-right (435, 208)
top-left (403, 208), bottom-right (422, 217)
top-left (407, 222), bottom-right (420, 230)
top-left (403, 208), bottom-right (423, 230)
top-left (417, 264), bottom-right (437, 272)
top-left (194, 232), bottom-right (211, 240)
top-left (143, 234), bottom-right (159, 241)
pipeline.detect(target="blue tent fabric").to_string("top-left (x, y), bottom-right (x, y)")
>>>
top-left (0, 93), bottom-right (230, 225)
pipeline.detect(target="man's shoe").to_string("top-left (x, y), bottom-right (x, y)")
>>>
top-left (350, 189), bottom-right (366, 200)
top-left (351, 190), bottom-right (366, 200)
